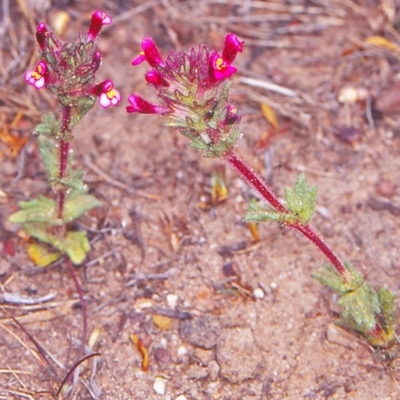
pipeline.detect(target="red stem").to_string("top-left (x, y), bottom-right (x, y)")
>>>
top-left (57, 106), bottom-right (72, 220)
top-left (225, 150), bottom-right (349, 280)
top-left (66, 261), bottom-right (87, 356)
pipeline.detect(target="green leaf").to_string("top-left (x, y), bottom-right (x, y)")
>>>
top-left (61, 168), bottom-right (86, 192)
top-left (244, 198), bottom-right (283, 223)
top-left (34, 113), bottom-right (60, 136)
top-left (338, 282), bottom-right (380, 332)
top-left (312, 265), bottom-right (351, 293)
top-left (38, 134), bottom-right (86, 192)
top-left (23, 224), bottom-right (90, 265)
top-left (61, 231), bottom-right (90, 265)
top-left (9, 196), bottom-right (60, 226)
top-left (188, 137), bottom-right (209, 151)
top-left (38, 135), bottom-right (59, 184)
top-left (63, 191), bottom-right (101, 223)
top-left (23, 222), bottom-right (58, 245)
top-left (284, 173), bottom-right (317, 225)
top-left (378, 288), bottom-right (396, 333)
top-left (312, 263), bottom-right (363, 294)
top-left (313, 262), bottom-right (380, 334)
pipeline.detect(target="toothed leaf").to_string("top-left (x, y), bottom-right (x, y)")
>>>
top-left (34, 113), bottom-right (60, 136)
top-left (244, 198), bottom-right (283, 223)
top-left (9, 196), bottom-right (60, 226)
top-left (284, 173), bottom-right (317, 225)
top-left (38, 135), bottom-right (59, 184)
top-left (63, 191), bottom-right (101, 223)
top-left (61, 231), bottom-right (90, 265)
top-left (338, 282), bottom-right (380, 332)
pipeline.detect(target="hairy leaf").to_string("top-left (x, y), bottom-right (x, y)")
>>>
top-left (63, 191), bottom-right (101, 223)
top-left (378, 288), bottom-right (396, 334)
top-left (338, 282), bottom-right (380, 332)
top-left (38, 135), bottom-right (59, 184)
top-left (34, 113), bottom-right (60, 136)
top-left (244, 198), bottom-right (283, 223)
top-left (284, 173), bottom-right (317, 225)
top-left (9, 196), bottom-right (60, 225)
top-left (61, 231), bottom-right (90, 265)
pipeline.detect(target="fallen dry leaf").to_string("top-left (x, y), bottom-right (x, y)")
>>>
top-left (130, 334), bottom-right (149, 372)
top-left (365, 35), bottom-right (400, 52)
top-left (260, 103), bottom-right (279, 130)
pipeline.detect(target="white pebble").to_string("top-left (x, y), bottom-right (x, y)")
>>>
top-left (167, 294), bottom-right (178, 309)
top-left (270, 282), bottom-right (278, 289)
top-left (177, 345), bottom-right (187, 356)
top-left (175, 396), bottom-right (187, 400)
top-left (253, 288), bottom-right (265, 299)
top-left (153, 377), bottom-right (167, 395)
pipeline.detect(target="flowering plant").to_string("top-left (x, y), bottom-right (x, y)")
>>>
top-left (10, 10), bottom-right (120, 266)
top-left (127, 34), bottom-right (396, 350)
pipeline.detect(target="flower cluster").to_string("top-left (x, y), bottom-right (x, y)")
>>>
top-left (127, 33), bottom-right (244, 157)
top-left (25, 10), bottom-right (120, 110)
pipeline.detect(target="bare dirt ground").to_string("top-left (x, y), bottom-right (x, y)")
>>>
top-left (1, 1), bottom-right (400, 399)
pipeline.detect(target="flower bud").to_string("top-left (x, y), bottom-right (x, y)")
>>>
top-left (145, 69), bottom-right (169, 87)
top-left (36, 23), bottom-right (48, 50)
top-left (87, 10), bottom-right (112, 41)
top-left (126, 95), bottom-right (171, 114)
top-left (222, 34), bottom-right (244, 64)
top-left (132, 37), bottom-right (164, 68)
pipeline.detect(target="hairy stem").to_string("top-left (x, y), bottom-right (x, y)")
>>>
top-left (57, 106), bottom-right (72, 220)
top-left (225, 150), bottom-right (349, 281)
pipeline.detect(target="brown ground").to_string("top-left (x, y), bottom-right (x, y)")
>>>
top-left (1, 1), bottom-right (400, 399)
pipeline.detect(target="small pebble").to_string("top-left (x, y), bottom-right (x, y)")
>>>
top-left (153, 315), bottom-right (172, 330)
top-left (177, 345), bottom-right (187, 356)
top-left (167, 294), bottom-right (178, 309)
top-left (153, 377), bottom-right (167, 395)
top-left (154, 347), bottom-right (170, 364)
top-left (270, 282), bottom-right (278, 289)
top-left (175, 396), bottom-right (187, 400)
top-left (253, 288), bottom-right (265, 299)
top-left (377, 179), bottom-right (396, 198)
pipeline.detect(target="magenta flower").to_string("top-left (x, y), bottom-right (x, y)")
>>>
top-left (36, 23), bottom-right (48, 50)
top-left (210, 33), bottom-right (243, 80)
top-left (145, 69), bottom-right (169, 87)
top-left (127, 33), bottom-right (243, 156)
top-left (87, 10), bottom-right (112, 41)
top-left (222, 33), bottom-right (244, 64)
top-left (91, 80), bottom-right (121, 108)
top-left (25, 61), bottom-right (48, 89)
top-left (126, 95), bottom-right (171, 115)
top-left (99, 80), bottom-right (121, 108)
top-left (132, 37), bottom-right (164, 68)
top-left (210, 53), bottom-right (237, 80)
